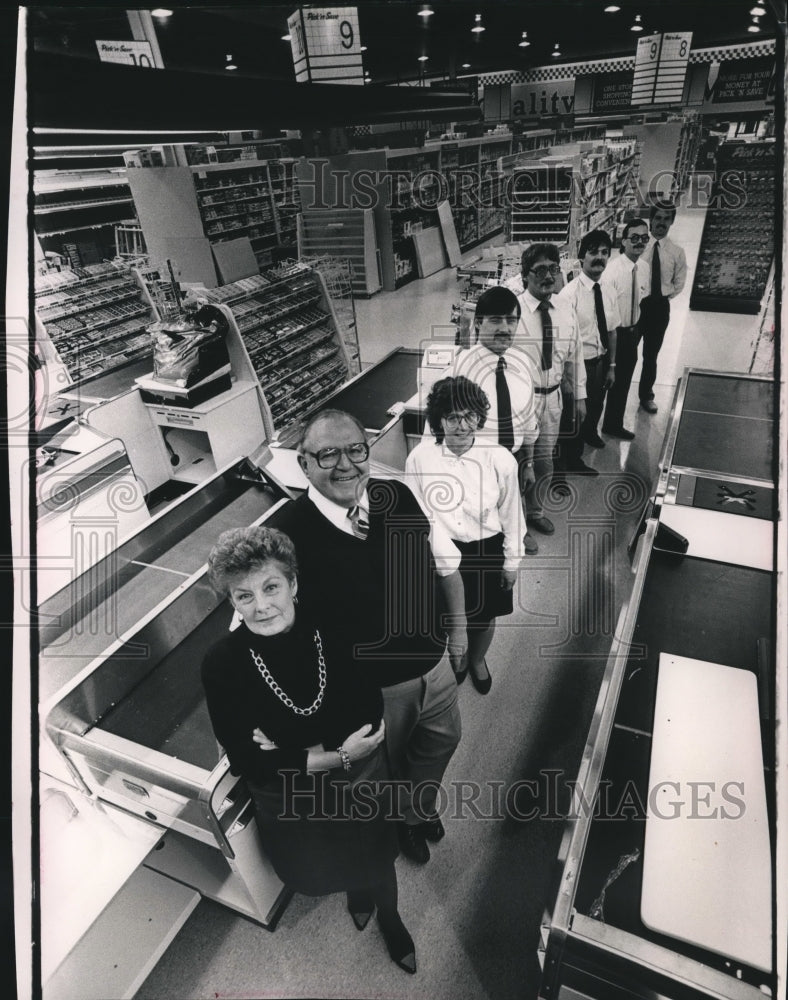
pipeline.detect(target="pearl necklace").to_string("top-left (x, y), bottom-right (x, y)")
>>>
top-left (250, 630), bottom-right (327, 716)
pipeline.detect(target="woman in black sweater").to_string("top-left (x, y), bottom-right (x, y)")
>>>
top-left (201, 525), bottom-right (416, 975)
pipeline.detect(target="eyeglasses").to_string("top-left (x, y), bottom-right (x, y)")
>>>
top-left (303, 442), bottom-right (369, 468)
top-left (626, 233), bottom-right (650, 243)
top-left (443, 411), bottom-right (481, 429)
top-left (528, 264), bottom-right (561, 279)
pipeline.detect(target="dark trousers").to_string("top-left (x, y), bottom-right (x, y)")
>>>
top-left (560, 355), bottom-right (609, 465)
top-left (603, 325), bottom-right (640, 431)
top-left (638, 295), bottom-right (670, 402)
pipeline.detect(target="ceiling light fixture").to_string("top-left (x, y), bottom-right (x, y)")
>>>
top-left (552, 42), bottom-right (561, 57)
top-left (151, 8), bottom-right (173, 17)
top-left (461, 62), bottom-right (471, 68)
top-left (360, 45), bottom-right (367, 51)
top-left (749, 2), bottom-right (767, 14)
top-left (225, 53), bottom-right (237, 70)
top-left (748, 16), bottom-right (761, 31)
top-left (630, 14), bottom-right (644, 31)
top-left (418, 4), bottom-right (434, 17)
top-left (281, 33), bottom-right (291, 41)
top-left (604, 4), bottom-right (621, 11)
top-left (418, 55), bottom-right (429, 61)
top-left (471, 13), bottom-right (485, 33)
top-left (519, 31), bottom-right (530, 47)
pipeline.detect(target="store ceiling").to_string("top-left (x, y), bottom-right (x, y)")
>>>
top-left (30, 1), bottom-right (783, 86)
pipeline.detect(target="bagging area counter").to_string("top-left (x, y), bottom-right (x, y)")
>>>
top-left (538, 370), bottom-right (777, 1000)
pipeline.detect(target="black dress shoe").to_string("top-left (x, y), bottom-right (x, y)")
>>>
top-left (469, 659), bottom-right (492, 695)
top-left (420, 816), bottom-right (445, 843)
top-left (583, 431), bottom-right (606, 449)
top-left (602, 425), bottom-right (635, 441)
top-left (398, 822), bottom-right (430, 864)
top-left (566, 459), bottom-right (599, 476)
top-left (347, 890), bottom-right (375, 931)
top-left (378, 913), bottom-right (417, 974)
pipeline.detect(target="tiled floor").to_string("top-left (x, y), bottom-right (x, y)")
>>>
top-left (138, 202), bottom-right (761, 1000)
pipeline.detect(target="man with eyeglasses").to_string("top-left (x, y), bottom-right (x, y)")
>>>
top-left (450, 285), bottom-right (541, 551)
top-left (600, 218), bottom-right (650, 439)
top-left (270, 409), bottom-right (466, 866)
top-left (511, 243), bottom-right (586, 542)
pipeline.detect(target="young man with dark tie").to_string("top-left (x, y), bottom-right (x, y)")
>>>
top-left (636, 201), bottom-right (688, 414)
top-left (556, 228), bottom-right (621, 467)
top-left (600, 219), bottom-right (650, 440)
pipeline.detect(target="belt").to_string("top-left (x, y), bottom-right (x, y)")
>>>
top-left (534, 383), bottom-right (561, 395)
top-left (585, 353), bottom-right (608, 365)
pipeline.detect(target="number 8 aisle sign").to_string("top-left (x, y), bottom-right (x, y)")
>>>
top-left (288, 7), bottom-right (363, 85)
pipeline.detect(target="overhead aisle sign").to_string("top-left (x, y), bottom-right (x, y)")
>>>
top-left (631, 35), bottom-right (661, 105)
top-left (631, 31), bottom-right (692, 105)
top-left (653, 32), bottom-right (692, 104)
top-left (288, 7), bottom-right (364, 85)
top-left (95, 40), bottom-right (155, 67)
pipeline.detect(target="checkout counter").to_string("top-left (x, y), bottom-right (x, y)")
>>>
top-left (537, 370), bottom-right (777, 1000)
top-left (37, 344), bottom-right (431, 997)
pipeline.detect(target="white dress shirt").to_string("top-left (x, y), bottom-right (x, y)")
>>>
top-left (451, 343), bottom-right (540, 451)
top-left (641, 235), bottom-right (688, 299)
top-left (555, 271), bottom-right (622, 360)
top-left (599, 251), bottom-right (648, 327)
top-left (515, 290), bottom-right (587, 400)
top-left (307, 482), bottom-right (461, 576)
top-left (405, 438), bottom-right (525, 571)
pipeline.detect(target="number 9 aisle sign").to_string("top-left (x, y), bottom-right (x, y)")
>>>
top-left (288, 7), bottom-right (363, 85)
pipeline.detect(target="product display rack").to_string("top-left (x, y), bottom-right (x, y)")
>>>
top-left (35, 262), bottom-right (156, 385)
top-left (689, 140), bottom-right (776, 315)
top-left (298, 208), bottom-right (381, 296)
top-left (125, 151), bottom-right (301, 287)
top-left (504, 139), bottom-right (640, 256)
top-left (201, 263), bottom-right (352, 443)
top-left (671, 113), bottom-right (702, 197)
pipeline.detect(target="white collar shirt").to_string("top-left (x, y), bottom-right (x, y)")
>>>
top-left (515, 290), bottom-right (587, 400)
top-left (556, 271), bottom-right (622, 361)
top-left (307, 480), bottom-right (461, 576)
top-left (641, 234), bottom-right (688, 299)
top-left (599, 251), bottom-right (649, 327)
top-left (405, 438), bottom-right (525, 571)
top-left (451, 342), bottom-right (540, 451)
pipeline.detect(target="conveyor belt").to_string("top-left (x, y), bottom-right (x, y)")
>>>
top-left (319, 347), bottom-right (420, 431)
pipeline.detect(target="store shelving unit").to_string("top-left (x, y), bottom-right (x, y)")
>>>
top-left (504, 139), bottom-right (640, 255)
top-left (125, 151), bottom-right (301, 287)
top-left (35, 262), bottom-right (156, 385)
top-left (201, 263), bottom-right (352, 443)
top-left (689, 140), bottom-right (776, 315)
top-left (671, 113), bottom-right (702, 197)
top-left (34, 168), bottom-right (134, 263)
top-left (298, 208), bottom-right (380, 296)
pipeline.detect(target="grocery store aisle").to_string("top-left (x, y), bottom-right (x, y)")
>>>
top-left (138, 198), bottom-right (763, 1000)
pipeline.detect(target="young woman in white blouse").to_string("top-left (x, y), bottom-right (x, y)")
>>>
top-left (405, 376), bottom-right (526, 694)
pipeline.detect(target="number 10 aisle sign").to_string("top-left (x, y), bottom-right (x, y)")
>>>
top-left (288, 7), bottom-right (363, 84)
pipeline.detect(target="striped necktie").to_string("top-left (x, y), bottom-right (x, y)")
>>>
top-left (348, 504), bottom-right (369, 539)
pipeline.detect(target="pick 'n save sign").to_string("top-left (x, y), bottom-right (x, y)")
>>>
top-left (95, 40), bottom-right (156, 68)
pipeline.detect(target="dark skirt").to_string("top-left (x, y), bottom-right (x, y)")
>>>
top-left (248, 744), bottom-right (398, 895)
top-left (453, 532), bottom-right (513, 626)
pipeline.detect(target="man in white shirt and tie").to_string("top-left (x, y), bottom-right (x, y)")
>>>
top-left (556, 228), bottom-right (621, 468)
top-left (637, 201), bottom-right (688, 414)
top-left (512, 243), bottom-right (586, 542)
top-left (451, 285), bottom-right (542, 551)
top-left (601, 219), bottom-right (650, 439)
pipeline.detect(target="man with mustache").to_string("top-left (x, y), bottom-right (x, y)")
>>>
top-left (556, 229), bottom-right (621, 465)
top-left (512, 243), bottom-right (586, 544)
top-left (636, 201), bottom-right (688, 414)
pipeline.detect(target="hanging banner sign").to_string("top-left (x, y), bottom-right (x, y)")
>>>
top-left (288, 7), bottom-right (363, 84)
top-left (707, 57), bottom-right (775, 103)
top-left (510, 80), bottom-right (575, 119)
top-left (591, 71), bottom-right (633, 112)
top-left (653, 31), bottom-right (692, 104)
top-left (95, 39), bottom-right (155, 68)
top-left (631, 35), bottom-right (661, 105)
